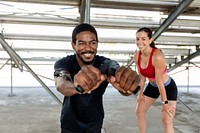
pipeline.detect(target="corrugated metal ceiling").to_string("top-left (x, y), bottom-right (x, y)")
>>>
top-left (0, 0), bottom-right (199, 68)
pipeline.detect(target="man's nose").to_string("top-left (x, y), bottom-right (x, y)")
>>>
top-left (84, 42), bottom-right (92, 47)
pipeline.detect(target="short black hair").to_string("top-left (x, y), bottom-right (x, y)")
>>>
top-left (72, 23), bottom-right (98, 44)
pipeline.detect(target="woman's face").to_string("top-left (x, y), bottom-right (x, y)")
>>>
top-left (72, 31), bottom-right (98, 65)
top-left (136, 31), bottom-right (152, 51)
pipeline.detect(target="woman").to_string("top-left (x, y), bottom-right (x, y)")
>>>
top-left (133, 27), bottom-right (178, 133)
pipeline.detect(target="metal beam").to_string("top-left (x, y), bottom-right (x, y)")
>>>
top-left (0, 57), bottom-right (179, 65)
top-left (80, 0), bottom-right (91, 23)
top-left (0, 33), bottom-right (62, 105)
top-left (1, 15), bottom-right (200, 34)
top-left (0, 47), bottom-right (190, 56)
top-left (160, 18), bottom-right (200, 28)
top-left (0, 0), bottom-right (80, 6)
top-left (168, 50), bottom-right (200, 72)
top-left (0, 34), bottom-right (23, 72)
top-left (0, 15), bottom-right (79, 26)
top-left (2, 33), bottom-right (200, 46)
top-left (153, 0), bottom-right (194, 40)
top-left (0, 58), bottom-right (10, 70)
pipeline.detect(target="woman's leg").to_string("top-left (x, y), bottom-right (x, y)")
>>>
top-left (162, 101), bottom-right (176, 133)
top-left (162, 77), bottom-right (178, 133)
top-left (136, 95), bottom-right (156, 133)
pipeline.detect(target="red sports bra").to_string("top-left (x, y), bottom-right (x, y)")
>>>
top-left (138, 48), bottom-right (167, 80)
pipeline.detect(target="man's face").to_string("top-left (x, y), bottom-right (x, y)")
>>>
top-left (72, 31), bottom-right (98, 65)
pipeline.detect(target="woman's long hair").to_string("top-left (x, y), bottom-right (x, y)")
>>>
top-left (136, 27), bottom-right (156, 48)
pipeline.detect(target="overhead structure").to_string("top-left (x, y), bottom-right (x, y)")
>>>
top-left (153, 0), bottom-right (194, 40)
top-left (168, 49), bottom-right (200, 72)
top-left (0, 0), bottom-right (199, 67)
top-left (0, 0), bottom-right (200, 103)
top-left (0, 33), bottom-right (62, 105)
top-left (80, 0), bottom-right (91, 23)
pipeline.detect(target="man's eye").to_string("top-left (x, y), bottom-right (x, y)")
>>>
top-left (91, 41), bottom-right (97, 45)
top-left (78, 42), bottom-right (84, 45)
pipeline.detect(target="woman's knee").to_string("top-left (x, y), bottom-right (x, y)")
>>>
top-left (135, 107), bottom-right (146, 117)
top-left (162, 116), bottom-right (174, 127)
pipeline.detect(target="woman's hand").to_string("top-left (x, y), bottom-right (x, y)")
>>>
top-left (137, 94), bottom-right (146, 103)
top-left (162, 104), bottom-right (176, 117)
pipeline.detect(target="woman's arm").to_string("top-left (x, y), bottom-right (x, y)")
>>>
top-left (153, 50), bottom-right (168, 102)
top-left (138, 75), bottom-right (146, 95)
top-left (133, 51), bottom-right (146, 95)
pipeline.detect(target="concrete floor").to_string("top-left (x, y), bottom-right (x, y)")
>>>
top-left (0, 86), bottom-right (200, 133)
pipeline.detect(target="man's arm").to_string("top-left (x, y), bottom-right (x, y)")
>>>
top-left (100, 59), bottom-right (140, 96)
top-left (54, 65), bottom-right (107, 96)
top-left (73, 65), bottom-right (107, 94)
top-left (54, 70), bottom-right (78, 96)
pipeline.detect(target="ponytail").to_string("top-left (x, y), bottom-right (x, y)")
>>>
top-left (150, 41), bottom-right (155, 48)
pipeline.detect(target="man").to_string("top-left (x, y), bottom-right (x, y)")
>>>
top-left (54, 23), bottom-right (139, 133)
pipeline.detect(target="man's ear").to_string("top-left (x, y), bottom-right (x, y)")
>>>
top-left (72, 43), bottom-right (75, 50)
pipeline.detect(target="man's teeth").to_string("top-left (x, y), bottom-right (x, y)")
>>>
top-left (84, 53), bottom-right (91, 57)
